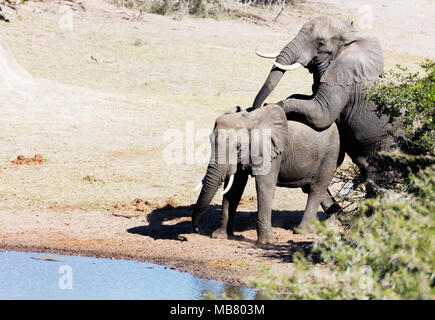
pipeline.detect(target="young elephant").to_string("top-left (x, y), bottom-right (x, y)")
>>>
top-left (192, 104), bottom-right (340, 244)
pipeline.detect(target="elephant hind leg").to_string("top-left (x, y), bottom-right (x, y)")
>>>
top-left (351, 155), bottom-right (382, 198)
top-left (295, 191), bottom-right (322, 234)
top-left (320, 188), bottom-right (342, 217)
top-left (303, 186), bottom-right (341, 217)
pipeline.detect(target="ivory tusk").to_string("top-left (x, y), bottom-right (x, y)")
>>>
top-left (193, 176), bottom-right (206, 191)
top-left (221, 175), bottom-right (235, 195)
top-left (273, 61), bottom-right (302, 71)
top-left (255, 50), bottom-right (279, 59)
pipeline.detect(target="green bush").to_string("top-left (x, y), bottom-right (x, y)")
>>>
top-left (252, 166), bottom-right (434, 299)
top-left (366, 59), bottom-right (435, 155)
top-left (252, 60), bottom-right (435, 300)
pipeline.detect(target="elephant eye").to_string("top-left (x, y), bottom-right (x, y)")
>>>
top-left (318, 40), bottom-right (325, 47)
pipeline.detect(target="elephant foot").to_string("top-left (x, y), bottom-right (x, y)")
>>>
top-left (211, 228), bottom-right (229, 239)
top-left (294, 223), bottom-right (314, 235)
top-left (192, 224), bottom-right (199, 234)
top-left (325, 214), bottom-right (344, 233)
top-left (256, 232), bottom-right (277, 245)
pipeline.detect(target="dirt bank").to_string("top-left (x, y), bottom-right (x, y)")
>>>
top-left (0, 203), bottom-right (317, 284)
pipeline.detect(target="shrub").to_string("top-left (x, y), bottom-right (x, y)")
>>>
top-left (252, 60), bottom-right (435, 300)
top-left (366, 59), bottom-right (435, 156)
top-left (360, 60), bottom-right (434, 193)
top-left (252, 166), bottom-right (434, 299)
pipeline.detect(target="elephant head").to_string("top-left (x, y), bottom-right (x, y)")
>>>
top-left (192, 105), bottom-right (289, 232)
top-left (253, 16), bottom-right (384, 108)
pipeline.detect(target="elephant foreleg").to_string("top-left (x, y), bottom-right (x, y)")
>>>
top-left (278, 83), bottom-right (348, 130)
top-left (212, 170), bottom-right (249, 239)
top-left (255, 159), bottom-right (281, 244)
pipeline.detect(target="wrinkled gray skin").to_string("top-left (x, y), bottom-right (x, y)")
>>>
top-left (253, 16), bottom-right (399, 185)
top-left (192, 104), bottom-right (340, 244)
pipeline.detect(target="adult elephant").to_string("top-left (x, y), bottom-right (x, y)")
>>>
top-left (192, 105), bottom-right (341, 243)
top-left (253, 16), bottom-right (398, 189)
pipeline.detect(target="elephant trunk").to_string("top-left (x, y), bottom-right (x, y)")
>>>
top-left (252, 67), bottom-right (286, 109)
top-left (253, 32), bottom-right (305, 109)
top-left (192, 163), bottom-right (228, 232)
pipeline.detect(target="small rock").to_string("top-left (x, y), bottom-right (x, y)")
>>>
top-left (11, 154), bottom-right (44, 165)
top-left (83, 175), bottom-right (104, 183)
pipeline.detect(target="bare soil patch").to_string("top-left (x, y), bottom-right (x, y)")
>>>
top-left (11, 154), bottom-right (44, 165)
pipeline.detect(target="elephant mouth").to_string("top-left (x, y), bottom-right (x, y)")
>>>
top-left (307, 56), bottom-right (331, 76)
top-left (307, 61), bottom-right (317, 73)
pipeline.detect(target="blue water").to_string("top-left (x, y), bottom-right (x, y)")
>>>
top-left (0, 251), bottom-right (257, 300)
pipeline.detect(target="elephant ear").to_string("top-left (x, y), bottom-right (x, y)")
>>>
top-left (244, 104), bottom-right (289, 174)
top-left (264, 104), bottom-right (290, 159)
top-left (320, 35), bottom-right (384, 86)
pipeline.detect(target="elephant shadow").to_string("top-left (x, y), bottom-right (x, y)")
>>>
top-left (127, 203), bottom-right (328, 245)
top-left (127, 203), bottom-right (197, 241)
top-left (127, 204), bottom-right (227, 241)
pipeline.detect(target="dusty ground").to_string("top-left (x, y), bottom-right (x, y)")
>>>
top-left (0, 0), bottom-right (433, 286)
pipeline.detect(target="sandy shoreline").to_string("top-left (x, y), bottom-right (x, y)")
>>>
top-left (0, 206), bottom-right (315, 285)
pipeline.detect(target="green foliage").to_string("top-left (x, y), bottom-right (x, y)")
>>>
top-left (366, 59), bottom-right (435, 155)
top-left (252, 166), bottom-right (435, 299)
top-left (364, 59), bottom-right (435, 191)
top-left (253, 61), bottom-right (435, 299)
